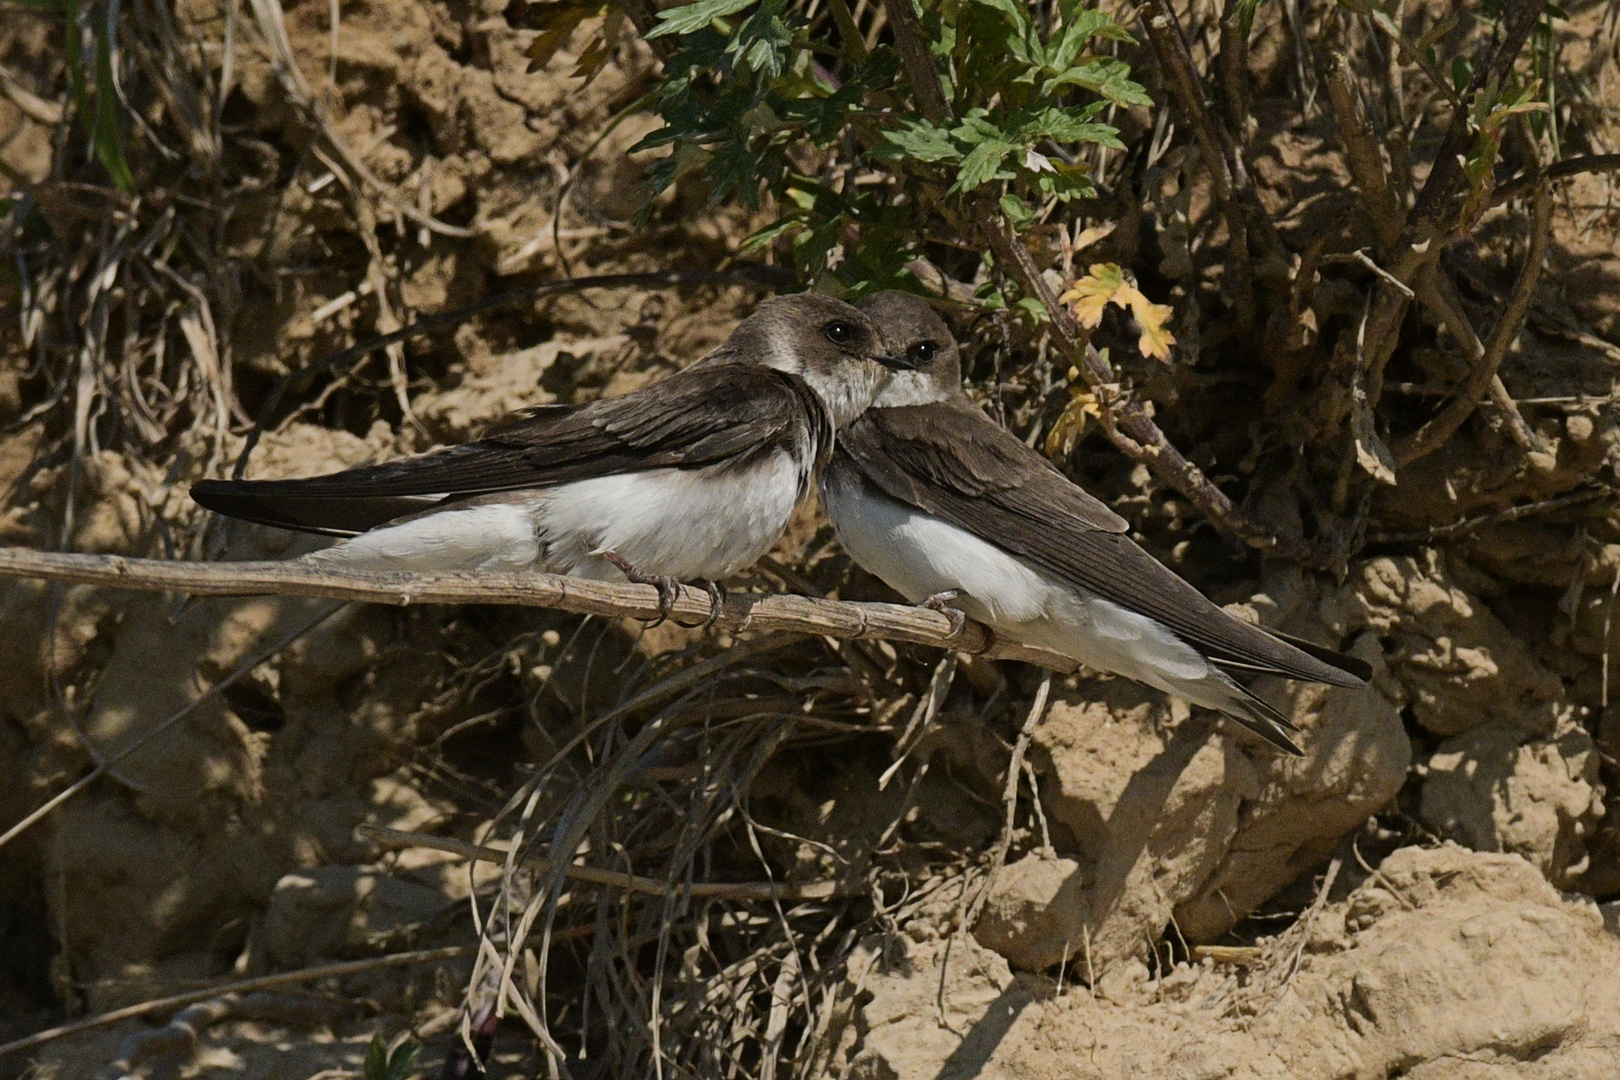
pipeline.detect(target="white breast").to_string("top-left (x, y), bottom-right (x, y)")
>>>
top-left (821, 467), bottom-right (1216, 697)
top-left (310, 452), bottom-right (809, 583)
top-left (535, 453), bottom-right (806, 581)
top-left (821, 467), bottom-right (1054, 624)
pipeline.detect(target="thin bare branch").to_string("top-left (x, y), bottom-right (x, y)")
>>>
top-left (0, 547), bottom-right (1079, 669)
top-left (878, 0), bottom-right (1330, 567)
top-left (1367, 488), bottom-right (1606, 544)
top-left (244, 0), bottom-right (475, 237)
top-left (0, 946), bottom-right (475, 1060)
top-left (1139, 4), bottom-right (1258, 325)
top-left (1493, 153), bottom-right (1620, 205)
top-left (0, 603), bottom-right (343, 852)
top-left (1325, 54), bottom-right (1404, 250)
top-left (1394, 180), bottom-right (1555, 465)
top-left (359, 825), bottom-right (857, 901)
top-left (966, 671), bottom-right (1052, 928)
top-left (1363, 0), bottom-right (1550, 408)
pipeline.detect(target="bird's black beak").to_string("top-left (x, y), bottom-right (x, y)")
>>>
top-left (874, 352), bottom-right (917, 371)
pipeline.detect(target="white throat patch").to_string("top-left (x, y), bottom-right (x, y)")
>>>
top-left (871, 372), bottom-right (951, 408)
top-left (760, 326), bottom-right (879, 428)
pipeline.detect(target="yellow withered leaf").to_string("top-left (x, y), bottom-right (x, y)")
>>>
top-left (1044, 369), bottom-right (1120, 460)
top-left (1059, 262), bottom-right (1177, 362)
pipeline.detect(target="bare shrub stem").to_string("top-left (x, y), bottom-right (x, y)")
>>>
top-left (1395, 180), bottom-right (1556, 465)
top-left (0, 546), bottom-right (1080, 665)
top-left (878, 0), bottom-right (1331, 566)
top-left (0, 946), bottom-right (475, 1060)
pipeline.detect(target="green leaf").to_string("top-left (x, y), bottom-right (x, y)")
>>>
top-left (90, 6), bottom-right (134, 193)
top-left (1041, 118), bottom-right (1125, 150)
top-left (1045, 56), bottom-right (1153, 107)
top-left (966, 0), bottom-right (1032, 26)
top-left (974, 279), bottom-right (1008, 309)
top-left (647, 0), bottom-right (758, 38)
top-left (705, 138), bottom-right (764, 206)
top-left (950, 136), bottom-right (1016, 194)
top-left (1228, 0), bottom-right (1268, 37)
top-left (388, 1043), bottom-right (422, 1079)
top-left (1451, 55), bottom-right (1474, 95)
top-left (738, 215), bottom-right (808, 252)
top-left (1016, 296), bottom-right (1050, 322)
top-left (1052, 6), bottom-right (1134, 60)
top-left (952, 109), bottom-right (1006, 144)
top-left (365, 1036), bottom-right (390, 1080)
top-left (728, 2), bottom-right (794, 77)
top-left (364, 1035), bottom-right (421, 1080)
top-left (883, 121), bottom-right (960, 163)
top-left (999, 191), bottom-right (1033, 226)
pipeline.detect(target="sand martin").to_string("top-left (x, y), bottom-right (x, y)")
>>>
top-left (194, 293), bottom-right (912, 619)
top-left (820, 291), bottom-right (1368, 753)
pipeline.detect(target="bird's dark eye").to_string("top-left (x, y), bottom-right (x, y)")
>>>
top-left (907, 341), bottom-right (939, 366)
top-left (823, 320), bottom-right (856, 345)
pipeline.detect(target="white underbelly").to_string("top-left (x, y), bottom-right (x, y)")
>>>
top-left (307, 501), bottom-right (541, 573)
top-left (822, 470), bottom-right (1214, 694)
top-left (536, 455), bottom-right (804, 581)
top-left (310, 455), bottom-right (805, 582)
top-left (822, 467), bottom-right (1053, 624)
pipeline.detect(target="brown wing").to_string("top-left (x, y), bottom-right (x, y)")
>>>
top-left (842, 399), bottom-right (1130, 532)
top-left (193, 364), bottom-right (827, 536)
top-left (838, 402), bottom-right (1366, 687)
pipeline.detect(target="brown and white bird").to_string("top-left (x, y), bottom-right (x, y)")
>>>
top-left (820, 291), bottom-right (1367, 754)
top-left (193, 293), bottom-right (913, 614)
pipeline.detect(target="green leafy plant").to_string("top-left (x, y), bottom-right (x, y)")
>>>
top-left (598, 0), bottom-right (1149, 292)
top-left (364, 1033), bottom-right (421, 1080)
top-left (20, 0), bottom-right (135, 192)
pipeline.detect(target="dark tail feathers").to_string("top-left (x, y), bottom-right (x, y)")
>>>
top-left (191, 478), bottom-right (435, 537)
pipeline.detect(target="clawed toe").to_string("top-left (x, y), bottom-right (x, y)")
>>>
top-left (698, 579), bottom-right (726, 629)
top-left (919, 589), bottom-right (966, 637)
top-left (603, 552), bottom-right (728, 630)
top-left (604, 550), bottom-right (681, 627)
top-left (649, 576), bottom-right (680, 627)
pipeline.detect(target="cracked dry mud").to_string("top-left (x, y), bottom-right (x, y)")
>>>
top-left (2, 0), bottom-right (1620, 1078)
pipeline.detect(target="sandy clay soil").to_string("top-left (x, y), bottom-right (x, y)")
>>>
top-left (3, 0), bottom-right (1620, 1077)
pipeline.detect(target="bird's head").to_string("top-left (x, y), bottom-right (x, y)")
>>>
top-left (858, 291), bottom-right (963, 408)
top-left (726, 293), bottom-right (913, 427)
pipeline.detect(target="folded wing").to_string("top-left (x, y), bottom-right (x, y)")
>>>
top-left (193, 364), bottom-right (827, 536)
top-left (839, 402), bottom-right (1368, 687)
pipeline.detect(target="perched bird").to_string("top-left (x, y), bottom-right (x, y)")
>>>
top-left (194, 293), bottom-right (912, 619)
top-left (821, 291), bottom-right (1368, 754)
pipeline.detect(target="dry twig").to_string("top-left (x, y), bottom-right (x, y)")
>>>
top-left (967, 671), bottom-right (1053, 928)
top-left (360, 825), bottom-right (856, 901)
top-left (1493, 153), bottom-right (1620, 205)
top-left (1361, 0), bottom-right (1551, 409)
top-left (1395, 180), bottom-right (1556, 465)
top-left (1325, 54), bottom-right (1404, 250)
top-left (243, 0), bottom-right (474, 237)
top-left (0, 547), bottom-right (1077, 669)
top-left (1367, 488), bottom-right (1607, 544)
top-left (0, 603), bottom-right (344, 852)
top-left (877, 0), bottom-right (1329, 566)
top-left (0, 946), bottom-right (475, 1060)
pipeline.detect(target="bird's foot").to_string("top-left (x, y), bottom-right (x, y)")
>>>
top-left (696, 579), bottom-right (726, 629)
top-left (604, 551), bottom-right (681, 627)
top-left (918, 589), bottom-right (966, 638)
